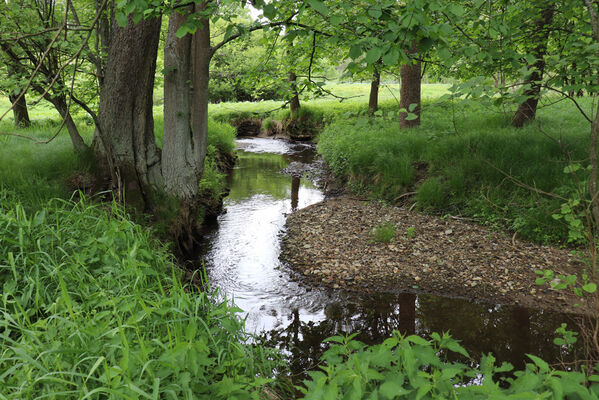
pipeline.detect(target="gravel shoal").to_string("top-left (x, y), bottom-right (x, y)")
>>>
top-left (281, 198), bottom-right (593, 314)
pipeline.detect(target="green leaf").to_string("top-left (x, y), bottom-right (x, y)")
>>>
top-left (583, 283), bottom-right (597, 293)
top-left (368, 7), bottom-right (382, 19)
top-left (379, 381), bottom-right (411, 399)
top-left (406, 335), bottom-right (429, 346)
top-left (535, 278), bottom-right (546, 285)
top-left (526, 354), bottom-right (549, 373)
top-left (307, 0), bottom-right (328, 15)
top-left (349, 44), bottom-right (363, 59)
top-left (115, 11), bottom-right (128, 27)
top-left (366, 47), bottom-right (383, 64)
top-left (263, 4), bottom-right (276, 19)
top-left (382, 50), bottom-right (399, 66)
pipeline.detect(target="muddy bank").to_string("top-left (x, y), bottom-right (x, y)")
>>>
top-left (281, 198), bottom-right (593, 314)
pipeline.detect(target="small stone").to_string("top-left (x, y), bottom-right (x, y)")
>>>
top-left (445, 229), bottom-right (453, 235)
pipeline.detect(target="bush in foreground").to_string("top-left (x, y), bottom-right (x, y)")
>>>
top-left (301, 332), bottom-right (599, 399)
top-left (0, 189), bottom-right (281, 399)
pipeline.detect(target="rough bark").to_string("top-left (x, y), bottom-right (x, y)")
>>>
top-left (8, 91), bottom-right (30, 127)
top-left (399, 54), bottom-right (421, 129)
top-left (162, 6), bottom-right (210, 201)
top-left (92, 15), bottom-right (162, 204)
top-left (289, 71), bottom-right (300, 115)
top-left (368, 67), bottom-right (380, 116)
top-left (512, 4), bottom-right (555, 127)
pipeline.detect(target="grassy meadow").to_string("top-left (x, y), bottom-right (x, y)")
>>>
top-left (1, 84), bottom-right (598, 398)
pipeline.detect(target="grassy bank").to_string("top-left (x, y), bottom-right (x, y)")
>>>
top-left (0, 99), bottom-right (235, 218)
top-left (316, 95), bottom-right (591, 245)
top-left (0, 188), bottom-right (283, 398)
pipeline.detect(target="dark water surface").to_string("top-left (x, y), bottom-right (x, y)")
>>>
top-left (198, 138), bottom-right (580, 375)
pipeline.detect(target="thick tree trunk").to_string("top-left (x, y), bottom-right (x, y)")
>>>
top-left (162, 6), bottom-right (210, 201)
top-left (289, 71), bottom-right (300, 115)
top-left (368, 68), bottom-right (380, 116)
top-left (399, 54), bottom-right (421, 129)
top-left (512, 4), bottom-right (554, 127)
top-left (8, 91), bottom-right (30, 127)
top-left (92, 15), bottom-right (162, 204)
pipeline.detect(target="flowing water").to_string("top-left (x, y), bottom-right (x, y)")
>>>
top-left (198, 137), bottom-right (580, 376)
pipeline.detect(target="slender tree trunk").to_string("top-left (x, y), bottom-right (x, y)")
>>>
top-left (92, 15), bottom-right (162, 205)
top-left (162, 6), bottom-right (210, 201)
top-left (8, 92), bottom-right (30, 127)
top-left (512, 4), bottom-right (554, 127)
top-left (49, 95), bottom-right (87, 152)
top-left (399, 49), bottom-right (421, 129)
top-left (289, 71), bottom-right (300, 115)
top-left (368, 67), bottom-right (380, 116)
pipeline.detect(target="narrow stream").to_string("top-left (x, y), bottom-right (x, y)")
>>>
top-left (198, 138), bottom-right (580, 376)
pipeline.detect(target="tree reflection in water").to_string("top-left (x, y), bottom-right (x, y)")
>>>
top-left (260, 291), bottom-right (582, 382)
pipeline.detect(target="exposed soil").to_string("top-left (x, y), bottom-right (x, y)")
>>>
top-left (281, 198), bottom-right (595, 314)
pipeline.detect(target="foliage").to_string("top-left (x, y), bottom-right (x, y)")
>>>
top-left (299, 331), bottom-right (599, 399)
top-left (317, 97), bottom-right (590, 244)
top-left (0, 189), bottom-right (283, 399)
top-left (209, 21), bottom-right (287, 103)
top-left (416, 177), bottom-right (447, 210)
top-left (370, 222), bottom-right (395, 243)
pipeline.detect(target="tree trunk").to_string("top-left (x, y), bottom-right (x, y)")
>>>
top-left (8, 91), bottom-right (30, 128)
top-left (92, 15), bottom-right (162, 205)
top-left (49, 95), bottom-right (87, 153)
top-left (512, 4), bottom-right (554, 127)
top-left (368, 67), bottom-right (380, 116)
top-left (162, 6), bottom-right (210, 201)
top-left (399, 52), bottom-right (421, 129)
top-left (289, 71), bottom-right (300, 115)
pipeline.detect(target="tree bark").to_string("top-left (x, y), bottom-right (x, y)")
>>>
top-left (162, 6), bottom-right (210, 201)
top-left (8, 91), bottom-right (30, 128)
top-left (93, 15), bottom-right (162, 204)
top-left (512, 4), bottom-right (554, 127)
top-left (399, 52), bottom-right (421, 129)
top-left (48, 95), bottom-right (87, 152)
top-left (289, 71), bottom-right (300, 115)
top-left (368, 67), bottom-right (380, 116)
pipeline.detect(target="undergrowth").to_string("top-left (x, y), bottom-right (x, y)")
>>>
top-left (0, 188), bottom-right (283, 399)
top-left (318, 98), bottom-right (590, 245)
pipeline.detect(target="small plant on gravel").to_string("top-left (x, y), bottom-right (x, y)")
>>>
top-left (406, 226), bottom-right (416, 240)
top-left (371, 222), bottom-right (396, 243)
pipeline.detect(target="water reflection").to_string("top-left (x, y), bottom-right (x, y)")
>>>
top-left (261, 292), bottom-right (581, 380)
top-left (199, 138), bottom-right (581, 382)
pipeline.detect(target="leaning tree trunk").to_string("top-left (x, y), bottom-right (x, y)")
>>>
top-left (288, 71), bottom-right (300, 115)
top-left (162, 6), bottom-right (210, 202)
top-left (49, 95), bottom-right (87, 153)
top-left (512, 4), bottom-right (554, 127)
top-left (8, 91), bottom-right (30, 127)
top-left (399, 51), bottom-right (421, 129)
top-left (368, 67), bottom-right (381, 116)
top-left (92, 15), bottom-right (162, 206)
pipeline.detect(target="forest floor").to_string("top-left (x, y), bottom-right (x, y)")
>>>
top-left (281, 197), bottom-right (593, 314)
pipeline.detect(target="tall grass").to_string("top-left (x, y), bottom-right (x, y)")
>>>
top-left (0, 188), bottom-right (282, 399)
top-left (318, 98), bottom-right (591, 244)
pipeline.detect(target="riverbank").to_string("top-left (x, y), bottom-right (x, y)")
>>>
top-left (281, 197), bottom-right (592, 314)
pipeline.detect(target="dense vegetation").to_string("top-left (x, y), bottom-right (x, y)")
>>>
top-left (3, 0), bottom-right (599, 397)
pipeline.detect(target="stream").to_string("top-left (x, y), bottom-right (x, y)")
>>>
top-left (198, 137), bottom-right (580, 377)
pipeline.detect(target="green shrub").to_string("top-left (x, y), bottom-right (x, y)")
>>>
top-left (300, 331), bottom-right (599, 399)
top-left (370, 222), bottom-right (396, 243)
top-left (417, 177), bottom-right (447, 210)
top-left (0, 189), bottom-right (282, 399)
